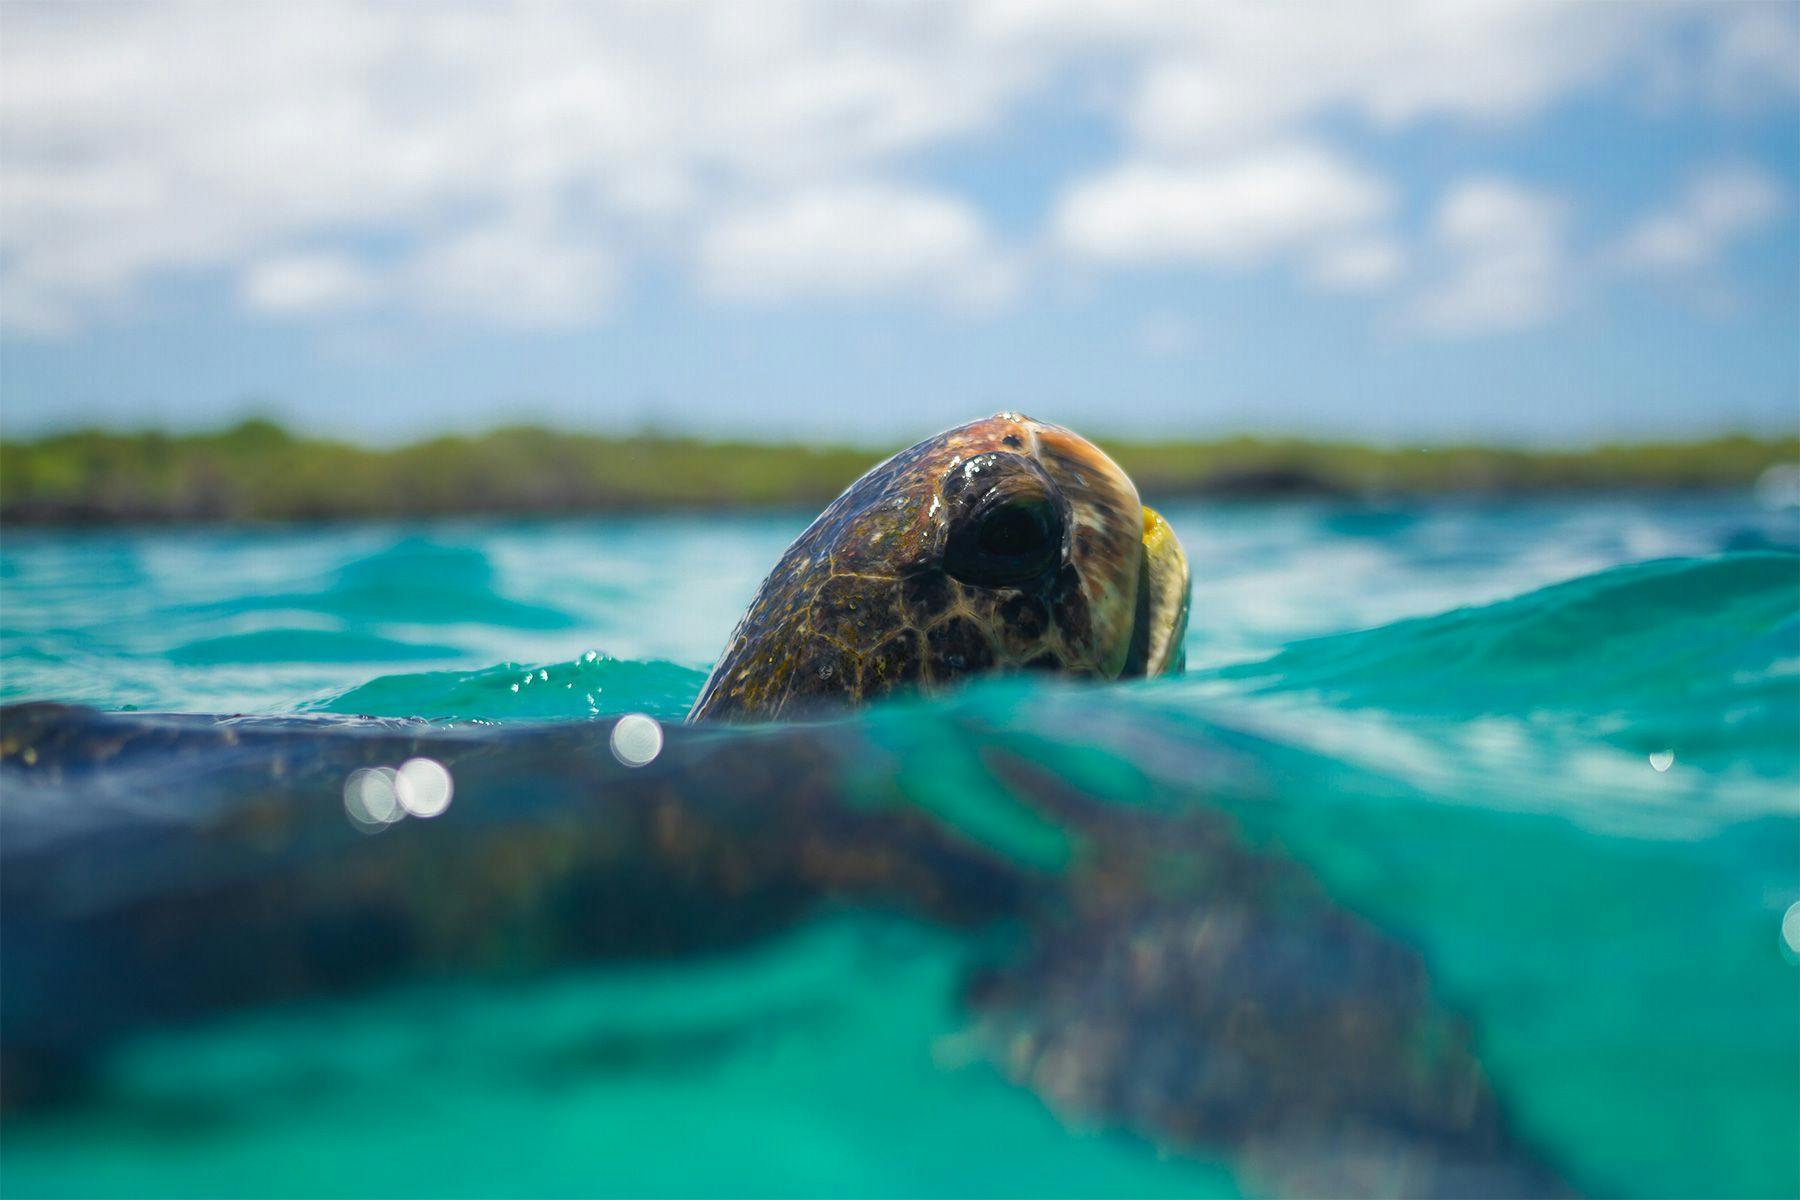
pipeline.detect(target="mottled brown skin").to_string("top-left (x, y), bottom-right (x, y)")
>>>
top-left (690, 414), bottom-right (1154, 721)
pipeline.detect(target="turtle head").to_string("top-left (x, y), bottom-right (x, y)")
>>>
top-left (688, 413), bottom-right (1189, 721)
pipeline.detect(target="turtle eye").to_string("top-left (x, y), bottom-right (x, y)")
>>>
top-left (979, 501), bottom-right (1050, 559)
top-left (945, 493), bottom-right (1062, 587)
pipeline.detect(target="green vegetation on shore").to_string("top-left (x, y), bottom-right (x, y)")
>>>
top-left (2, 419), bottom-right (1793, 524)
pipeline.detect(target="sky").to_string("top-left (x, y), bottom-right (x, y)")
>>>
top-left (1, 1), bottom-right (1797, 446)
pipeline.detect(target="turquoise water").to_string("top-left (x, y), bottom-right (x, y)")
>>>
top-left (2, 496), bottom-right (1797, 1197)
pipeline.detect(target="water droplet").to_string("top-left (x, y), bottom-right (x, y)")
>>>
top-left (1783, 901), bottom-right (1800, 956)
top-left (1649, 750), bottom-right (1675, 773)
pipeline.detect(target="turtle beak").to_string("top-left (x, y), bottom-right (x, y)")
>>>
top-left (1006, 415), bottom-right (1187, 680)
top-left (1121, 506), bottom-right (1190, 678)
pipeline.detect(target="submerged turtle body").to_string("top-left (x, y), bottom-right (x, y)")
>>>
top-left (0, 703), bottom-right (1564, 1196)
top-left (690, 414), bottom-right (1190, 721)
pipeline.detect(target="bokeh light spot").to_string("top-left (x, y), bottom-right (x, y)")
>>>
top-left (396, 756), bottom-right (454, 817)
top-left (343, 766), bottom-right (404, 832)
top-left (1754, 463), bottom-right (1800, 510)
top-left (610, 712), bottom-right (663, 768)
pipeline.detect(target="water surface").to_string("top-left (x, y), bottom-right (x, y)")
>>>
top-left (2, 495), bottom-right (1796, 1197)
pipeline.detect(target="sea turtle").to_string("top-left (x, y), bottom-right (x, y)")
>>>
top-left (0, 418), bottom-right (1567, 1196)
top-left (0, 703), bottom-right (1564, 1196)
top-left (690, 413), bottom-right (1190, 720)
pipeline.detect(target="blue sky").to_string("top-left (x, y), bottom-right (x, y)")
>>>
top-left (2, 2), bottom-right (1796, 445)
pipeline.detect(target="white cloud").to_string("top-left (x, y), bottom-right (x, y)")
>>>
top-left (1409, 179), bottom-right (1569, 336)
top-left (0, 2), bottom-right (1035, 334)
top-left (698, 183), bottom-right (1013, 308)
top-left (406, 216), bottom-right (618, 329)
top-left (1404, 163), bottom-right (1782, 335)
top-left (1053, 144), bottom-right (1391, 268)
top-left (1121, 3), bottom-right (1668, 154)
top-left (1306, 236), bottom-right (1407, 292)
top-left (242, 254), bottom-right (381, 315)
top-left (1609, 164), bottom-right (1783, 274)
top-left (1699, 3), bottom-right (1800, 109)
top-left (0, 1), bottom-right (1792, 335)
top-left (242, 221), bottom-right (617, 329)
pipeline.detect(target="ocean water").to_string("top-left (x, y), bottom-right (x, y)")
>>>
top-left (1, 495), bottom-right (1797, 1198)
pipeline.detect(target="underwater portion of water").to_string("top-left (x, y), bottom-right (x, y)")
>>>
top-left (2, 495), bottom-right (1797, 1198)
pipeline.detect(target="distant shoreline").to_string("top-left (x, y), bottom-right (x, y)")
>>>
top-left (3, 421), bottom-right (1794, 525)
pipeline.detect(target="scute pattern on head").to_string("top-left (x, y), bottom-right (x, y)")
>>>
top-left (688, 414), bottom-right (1153, 722)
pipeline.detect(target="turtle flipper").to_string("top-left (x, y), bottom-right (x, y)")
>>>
top-left (965, 894), bottom-right (1567, 1198)
top-left (959, 748), bottom-right (1571, 1199)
